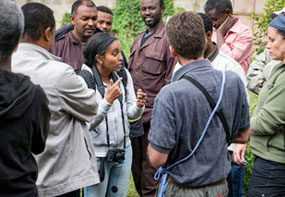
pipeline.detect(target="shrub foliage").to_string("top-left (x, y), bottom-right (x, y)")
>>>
top-left (253, 0), bottom-right (285, 53)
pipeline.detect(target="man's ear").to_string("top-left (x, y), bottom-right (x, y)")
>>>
top-left (169, 45), bottom-right (178, 57)
top-left (43, 27), bottom-right (54, 42)
top-left (71, 15), bottom-right (76, 26)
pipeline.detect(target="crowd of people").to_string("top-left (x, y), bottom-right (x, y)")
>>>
top-left (0, 0), bottom-right (284, 196)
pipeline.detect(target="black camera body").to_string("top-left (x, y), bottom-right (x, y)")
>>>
top-left (106, 149), bottom-right (125, 163)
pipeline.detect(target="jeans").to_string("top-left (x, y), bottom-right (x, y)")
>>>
top-left (227, 163), bottom-right (245, 197)
top-left (248, 157), bottom-right (285, 197)
top-left (84, 144), bottom-right (132, 197)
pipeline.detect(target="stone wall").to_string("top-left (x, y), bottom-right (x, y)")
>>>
top-left (16, 0), bottom-right (266, 29)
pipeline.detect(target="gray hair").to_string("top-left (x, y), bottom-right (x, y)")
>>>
top-left (0, 0), bottom-right (24, 62)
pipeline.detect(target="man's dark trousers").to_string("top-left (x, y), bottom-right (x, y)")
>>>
top-left (131, 121), bottom-right (158, 197)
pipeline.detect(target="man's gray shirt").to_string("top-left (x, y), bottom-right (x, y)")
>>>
top-left (149, 59), bottom-right (249, 187)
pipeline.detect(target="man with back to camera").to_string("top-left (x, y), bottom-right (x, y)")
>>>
top-left (0, 1), bottom-right (50, 196)
top-left (204, 0), bottom-right (253, 73)
top-left (52, 0), bottom-right (98, 71)
top-left (12, 2), bottom-right (99, 197)
top-left (147, 11), bottom-right (251, 197)
top-left (128, 0), bottom-right (176, 196)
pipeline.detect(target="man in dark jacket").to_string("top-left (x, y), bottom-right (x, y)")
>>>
top-left (0, 1), bottom-right (50, 196)
top-left (52, 0), bottom-right (98, 71)
top-left (128, 0), bottom-right (176, 196)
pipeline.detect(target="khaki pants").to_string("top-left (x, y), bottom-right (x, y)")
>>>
top-left (163, 179), bottom-right (228, 197)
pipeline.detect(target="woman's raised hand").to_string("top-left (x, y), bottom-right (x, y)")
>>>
top-left (105, 79), bottom-right (122, 104)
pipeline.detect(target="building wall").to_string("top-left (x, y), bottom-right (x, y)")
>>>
top-left (16, 0), bottom-right (117, 26)
top-left (175, 0), bottom-right (266, 29)
top-left (16, 0), bottom-right (266, 29)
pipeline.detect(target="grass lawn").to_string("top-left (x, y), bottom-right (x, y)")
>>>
top-left (128, 177), bottom-right (139, 197)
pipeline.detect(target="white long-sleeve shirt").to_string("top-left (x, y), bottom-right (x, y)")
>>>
top-left (81, 65), bottom-right (144, 157)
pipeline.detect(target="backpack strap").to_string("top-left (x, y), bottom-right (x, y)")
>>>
top-left (91, 66), bottom-right (106, 98)
top-left (182, 74), bottom-right (231, 144)
top-left (78, 69), bottom-right (96, 90)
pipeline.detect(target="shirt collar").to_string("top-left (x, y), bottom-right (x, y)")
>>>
top-left (69, 32), bottom-right (81, 45)
top-left (172, 59), bottom-right (212, 81)
top-left (227, 17), bottom-right (243, 33)
top-left (145, 22), bottom-right (165, 39)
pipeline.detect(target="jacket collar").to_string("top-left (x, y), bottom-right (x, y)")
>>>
top-left (69, 32), bottom-right (81, 45)
top-left (18, 42), bottom-right (62, 61)
top-left (227, 17), bottom-right (244, 34)
top-left (139, 22), bottom-right (165, 50)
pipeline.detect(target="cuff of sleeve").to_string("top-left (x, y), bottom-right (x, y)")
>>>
top-left (149, 142), bottom-right (171, 154)
top-left (99, 99), bottom-right (111, 114)
top-left (136, 105), bottom-right (145, 115)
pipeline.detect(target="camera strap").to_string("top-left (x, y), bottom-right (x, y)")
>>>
top-left (91, 66), bottom-right (127, 149)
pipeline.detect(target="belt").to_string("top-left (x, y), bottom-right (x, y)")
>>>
top-left (168, 176), bottom-right (226, 189)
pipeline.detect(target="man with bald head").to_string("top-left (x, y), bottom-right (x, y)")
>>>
top-left (128, 0), bottom-right (175, 196)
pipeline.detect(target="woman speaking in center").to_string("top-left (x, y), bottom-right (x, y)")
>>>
top-left (80, 32), bottom-right (146, 197)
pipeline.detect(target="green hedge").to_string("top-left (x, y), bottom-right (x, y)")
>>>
top-left (253, 0), bottom-right (285, 53)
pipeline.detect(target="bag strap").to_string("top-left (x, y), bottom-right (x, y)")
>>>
top-left (182, 75), bottom-right (231, 144)
top-left (79, 70), bottom-right (96, 90)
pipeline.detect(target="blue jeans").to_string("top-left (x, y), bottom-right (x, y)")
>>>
top-left (84, 145), bottom-right (132, 197)
top-left (228, 163), bottom-right (245, 197)
top-left (248, 157), bottom-right (285, 197)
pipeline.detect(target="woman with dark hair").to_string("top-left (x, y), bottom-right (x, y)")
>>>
top-left (246, 13), bottom-right (285, 196)
top-left (80, 32), bottom-right (146, 197)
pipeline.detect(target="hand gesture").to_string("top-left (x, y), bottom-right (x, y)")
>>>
top-left (217, 16), bottom-right (238, 37)
top-left (105, 79), bottom-right (121, 104)
top-left (136, 89), bottom-right (146, 108)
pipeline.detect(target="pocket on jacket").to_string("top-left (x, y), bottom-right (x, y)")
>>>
top-left (141, 50), bottom-right (164, 76)
top-left (267, 132), bottom-right (285, 151)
